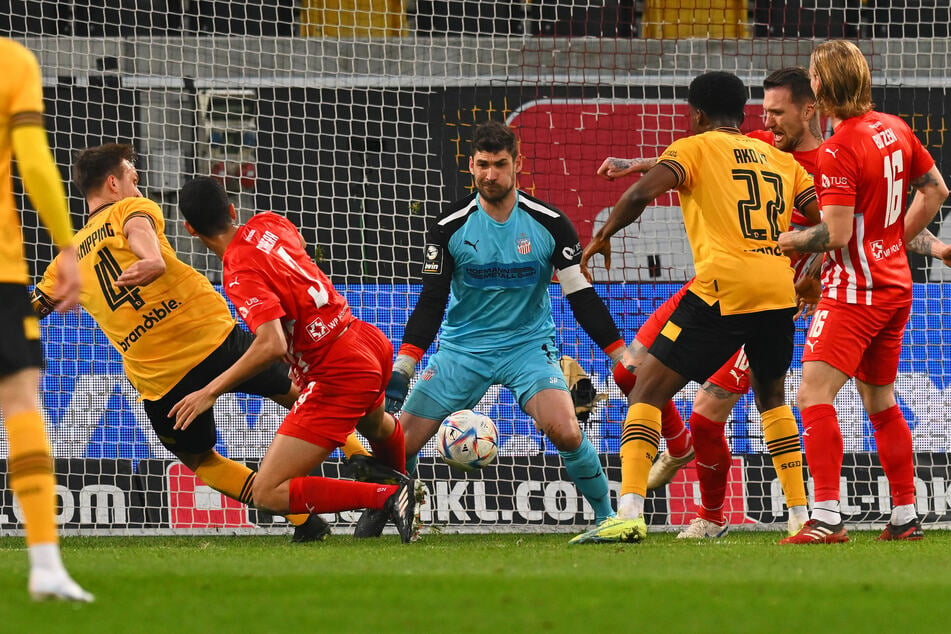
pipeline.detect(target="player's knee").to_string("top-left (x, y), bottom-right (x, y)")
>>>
top-left (546, 420), bottom-right (583, 451)
top-left (250, 480), bottom-right (282, 514)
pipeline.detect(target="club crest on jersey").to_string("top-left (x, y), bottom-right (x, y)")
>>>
top-left (306, 316), bottom-right (331, 341)
top-left (423, 243), bottom-right (442, 275)
top-left (516, 236), bottom-right (532, 254)
top-left (420, 366), bottom-right (437, 380)
top-left (256, 231), bottom-right (278, 254)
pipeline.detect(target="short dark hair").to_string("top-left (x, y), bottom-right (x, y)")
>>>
top-left (763, 67), bottom-right (815, 105)
top-left (687, 71), bottom-right (748, 125)
top-left (178, 176), bottom-right (233, 237)
top-left (73, 143), bottom-right (136, 196)
top-left (470, 120), bottom-right (518, 158)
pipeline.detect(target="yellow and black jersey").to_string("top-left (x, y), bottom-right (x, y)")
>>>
top-left (33, 197), bottom-right (236, 400)
top-left (658, 129), bottom-right (816, 315)
top-left (0, 39), bottom-right (46, 284)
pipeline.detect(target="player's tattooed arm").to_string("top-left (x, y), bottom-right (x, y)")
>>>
top-left (911, 170), bottom-right (940, 189)
top-left (596, 156), bottom-right (658, 181)
top-left (907, 227), bottom-right (951, 266)
top-left (778, 222), bottom-right (831, 254)
top-left (906, 228), bottom-right (940, 257)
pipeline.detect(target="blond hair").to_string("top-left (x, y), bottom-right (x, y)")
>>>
top-left (811, 40), bottom-right (873, 119)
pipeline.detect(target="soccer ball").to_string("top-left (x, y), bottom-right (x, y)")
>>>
top-left (436, 410), bottom-right (499, 472)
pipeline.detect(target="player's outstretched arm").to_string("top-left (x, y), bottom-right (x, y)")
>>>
top-left (116, 216), bottom-right (166, 287)
top-left (11, 124), bottom-right (81, 312)
top-left (581, 163), bottom-right (679, 281)
top-left (170, 318), bottom-right (287, 429)
top-left (596, 157), bottom-right (658, 181)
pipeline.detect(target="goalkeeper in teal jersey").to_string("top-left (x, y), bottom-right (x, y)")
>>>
top-left (355, 121), bottom-right (626, 539)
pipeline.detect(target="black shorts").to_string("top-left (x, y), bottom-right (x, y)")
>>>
top-left (143, 325), bottom-right (293, 455)
top-left (0, 283), bottom-right (44, 377)
top-left (648, 290), bottom-right (795, 385)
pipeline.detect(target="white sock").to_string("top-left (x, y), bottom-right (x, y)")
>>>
top-left (812, 500), bottom-right (841, 525)
top-left (890, 504), bottom-right (917, 526)
top-left (618, 493), bottom-right (644, 520)
top-left (28, 543), bottom-right (66, 575)
top-left (789, 505), bottom-right (809, 522)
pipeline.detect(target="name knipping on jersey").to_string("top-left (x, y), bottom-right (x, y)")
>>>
top-left (77, 223), bottom-right (116, 260)
top-left (118, 299), bottom-right (181, 351)
top-left (870, 238), bottom-right (903, 261)
top-left (733, 148), bottom-right (769, 165)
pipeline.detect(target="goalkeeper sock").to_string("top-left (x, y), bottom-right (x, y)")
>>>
top-left (369, 419), bottom-right (406, 474)
top-left (559, 434), bottom-right (613, 523)
top-left (661, 399), bottom-right (692, 458)
top-left (6, 410), bottom-right (58, 547)
top-left (194, 451), bottom-right (308, 526)
top-left (405, 454), bottom-right (419, 476)
top-left (288, 477), bottom-right (397, 513)
top-left (870, 405), bottom-right (916, 507)
top-left (340, 433), bottom-right (370, 459)
top-left (762, 405), bottom-right (808, 508)
top-left (690, 412), bottom-right (730, 525)
top-left (620, 402), bottom-right (661, 498)
top-left (800, 404), bottom-right (842, 509)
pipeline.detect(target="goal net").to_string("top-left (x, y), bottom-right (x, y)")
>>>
top-left (1, 1), bottom-right (949, 535)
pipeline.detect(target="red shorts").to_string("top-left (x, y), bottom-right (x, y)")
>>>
top-left (636, 280), bottom-right (749, 393)
top-left (278, 319), bottom-right (393, 450)
top-left (706, 347), bottom-right (751, 394)
top-left (801, 297), bottom-right (911, 385)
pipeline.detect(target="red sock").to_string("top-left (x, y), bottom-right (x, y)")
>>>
top-left (369, 418), bottom-right (406, 474)
top-left (690, 412), bottom-right (729, 525)
top-left (801, 404), bottom-right (842, 505)
top-left (662, 400), bottom-right (692, 458)
top-left (612, 362), bottom-right (637, 396)
top-left (869, 405), bottom-right (916, 506)
top-left (288, 476), bottom-right (396, 514)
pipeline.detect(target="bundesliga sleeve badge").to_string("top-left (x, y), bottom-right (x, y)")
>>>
top-left (423, 243), bottom-right (442, 274)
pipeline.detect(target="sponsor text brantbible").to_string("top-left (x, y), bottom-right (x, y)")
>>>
top-left (119, 299), bottom-right (180, 351)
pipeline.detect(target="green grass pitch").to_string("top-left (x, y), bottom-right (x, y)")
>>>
top-left (3, 531), bottom-right (951, 632)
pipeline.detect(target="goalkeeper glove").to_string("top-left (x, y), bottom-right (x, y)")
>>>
top-left (385, 371), bottom-right (410, 413)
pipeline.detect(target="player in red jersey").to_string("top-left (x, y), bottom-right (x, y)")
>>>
top-left (778, 40), bottom-right (950, 544)
top-left (170, 176), bottom-right (424, 543)
top-left (595, 68), bottom-right (823, 537)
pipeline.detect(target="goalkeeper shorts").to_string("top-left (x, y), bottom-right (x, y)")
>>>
top-left (402, 337), bottom-right (569, 422)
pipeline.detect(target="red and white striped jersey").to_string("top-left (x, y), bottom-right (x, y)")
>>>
top-left (814, 111), bottom-right (934, 306)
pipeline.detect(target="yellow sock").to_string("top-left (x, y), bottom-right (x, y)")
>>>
top-left (6, 410), bottom-right (58, 546)
top-left (194, 451), bottom-right (308, 527)
top-left (340, 432), bottom-right (370, 459)
top-left (762, 405), bottom-right (808, 508)
top-left (620, 403), bottom-right (661, 497)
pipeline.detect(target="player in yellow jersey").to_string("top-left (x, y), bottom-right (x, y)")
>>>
top-left (0, 38), bottom-right (92, 602)
top-left (32, 143), bottom-right (372, 542)
top-left (573, 71), bottom-right (819, 543)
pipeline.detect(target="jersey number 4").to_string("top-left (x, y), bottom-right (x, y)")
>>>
top-left (95, 247), bottom-right (145, 311)
top-left (732, 169), bottom-right (786, 241)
